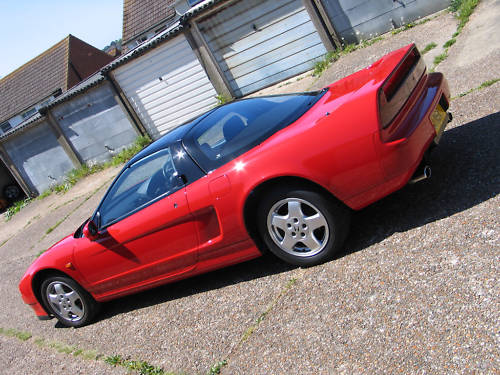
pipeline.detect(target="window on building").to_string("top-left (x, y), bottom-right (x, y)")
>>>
top-left (40, 98), bottom-right (53, 107)
top-left (21, 108), bottom-right (37, 119)
top-left (0, 121), bottom-right (12, 133)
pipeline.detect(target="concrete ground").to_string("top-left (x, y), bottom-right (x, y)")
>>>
top-left (0, 1), bottom-right (498, 374)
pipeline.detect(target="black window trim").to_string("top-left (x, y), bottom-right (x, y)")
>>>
top-left (92, 145), bottom-right (197, 231)
top-left (182, 89), bottom-right (327, 173)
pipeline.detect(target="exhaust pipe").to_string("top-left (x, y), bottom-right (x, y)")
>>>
top-left (409, 165), bottom-right (431, 184)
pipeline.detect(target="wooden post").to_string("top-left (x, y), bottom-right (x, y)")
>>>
top-left (302, 0), bottom-right (338, 51)
top-left (184, 22), bottom-right (235, 99)
top-left (42, 108), bottom-right (83, 168)
top-left (105, 72), bottom-right (149, 137)
top-left (307, 0), bottom-right (343, 49)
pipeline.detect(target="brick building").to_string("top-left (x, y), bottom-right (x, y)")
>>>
top-left (0, 34), bottom-right (115, 136)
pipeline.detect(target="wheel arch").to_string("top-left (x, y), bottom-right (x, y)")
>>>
top-left (32, 268), bottom-right (75, 314)
top-left (243, 176), bottom-right (349, 252)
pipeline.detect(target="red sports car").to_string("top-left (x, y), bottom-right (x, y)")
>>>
top-left (19, 44), bottom-right (451, 327)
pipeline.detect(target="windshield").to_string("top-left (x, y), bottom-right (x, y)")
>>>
top-left (183, 91), bottom-right (324, 172)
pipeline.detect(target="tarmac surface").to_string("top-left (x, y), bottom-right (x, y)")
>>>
top-left (0, 1), bottom-right (498, 374)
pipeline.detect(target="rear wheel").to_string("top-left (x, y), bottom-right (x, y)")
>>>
top-left (40, 276), bottom-right (99, 327)
top-left (257, 187), bottom-right (350, 266)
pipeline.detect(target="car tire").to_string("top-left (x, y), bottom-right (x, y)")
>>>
top-left (40, 276), bottom-right (99, 327)
top-left (3, 184), bottom-right (21, 201)
top-left (257, 186), bottom-right (350, 267)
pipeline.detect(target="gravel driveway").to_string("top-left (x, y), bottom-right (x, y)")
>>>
top-left (0, 1), bottom-right (498, 374)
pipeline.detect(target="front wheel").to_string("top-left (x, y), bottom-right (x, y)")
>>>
top-left (40, 276), bottom-right (99, 327)
top-left (257, 187), bottom-right (350, 267)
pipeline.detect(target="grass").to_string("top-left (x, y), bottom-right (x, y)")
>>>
top-left (3, 135), bottom-right (151, 221)
top-left (23, 214), bottom-right (41, 229)
top-left (2, 327), bottom-right (179, 375)
top-left (105, 354), bottom-right (178, 375)
top-left (312, 36), bottom-right (383, 77)
top-left (45, 218), bottom-right (65, 234)
top-left (478, 78), bottom-right (500, 89)
top-left (450, 0), bottom-right (480, 31)
top-left (0, 327), bottom-right (32, 341)
top-left (108, 135), bottom-right (152, 166)
top-left (453, 78), bottom-right (500, 99)
top-left (358, 36), bottom-right (384, 50)
top-left (391, 16), bottom-right (432, 35)
top-left (443, 38), bottom-right (456, 48)
top-left (421, 42), bottom-right (437, 54)
top-left (48, 135), bottom-right (151, 195)
top-left (432, 0), bottom-right (480, 70)
top-left (33, 337), bottom-right (102, 360)
top-left (392, 22), bottom-right (416, 35)
top-left (433, 52), bottom-right (448, 66)
top-left (215, 94), bottom-right (232, 106)
top-left (240, 277), bottom-right (298, 344)
top-left (4, 198), bottom-right (32, 221)
top-left (208, 360), bottom-right (228, 375)
top-left (1, 275), bottom-right (298, 375)
top-left (313, 56), bottom-right (331, 77)
top-left (0, 236), bottom-right (13, 248)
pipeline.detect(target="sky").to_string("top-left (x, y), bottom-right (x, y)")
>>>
top-left (0, 1), bottom-right (123, 78)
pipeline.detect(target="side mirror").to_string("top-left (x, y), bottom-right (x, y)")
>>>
top-left (83, 220), bottom-right (99, 241)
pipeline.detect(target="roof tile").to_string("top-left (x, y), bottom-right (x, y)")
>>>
top-left (0, 37), bottom-right (69, 123)
top-left (122, 0), bottom-right (176, 44)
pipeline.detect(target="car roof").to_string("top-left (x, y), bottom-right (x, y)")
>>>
top-left (126, 91), bottom-right (323, 167)
top-left (126, 110), bottom-right (214, 166)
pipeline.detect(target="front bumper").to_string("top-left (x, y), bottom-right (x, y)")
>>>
top-left (19, 272), bottom-right (51, 319)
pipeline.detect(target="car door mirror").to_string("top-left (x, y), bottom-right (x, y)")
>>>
top-left (83, 220), bottom-right (99, 241)
top-left (176, 173), bottom-right (188, 186)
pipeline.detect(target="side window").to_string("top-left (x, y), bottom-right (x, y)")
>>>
top-left (197, 113), bottom-right (248, 148)
top-left (99, 148), bottom-right (180, 228)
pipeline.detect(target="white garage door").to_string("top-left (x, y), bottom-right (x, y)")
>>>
top-left (197, 0), bottom-right (327, 97)
top-left (113, 35), bottom-right (218, 138)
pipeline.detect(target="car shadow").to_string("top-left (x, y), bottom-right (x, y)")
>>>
top-left (88, 255), bottom-right (296, 325)
top-left (340, 111), bottom-right (499, 257)
top-left (69, 112), bottom-right (498, 326)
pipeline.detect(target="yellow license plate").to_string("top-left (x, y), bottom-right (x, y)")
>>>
top-left (430, 104), bottom-right (447, 142)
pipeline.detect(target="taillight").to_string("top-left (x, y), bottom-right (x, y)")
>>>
top-left (383, 49), bottom-right (419, 101)
top-left (379, 47), bottom-right (425, 130)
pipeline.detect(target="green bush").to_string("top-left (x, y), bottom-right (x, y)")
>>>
top-left (450, 0), bottom-right (480, 30)
top-left (5, 198), bottom-right (32, 221)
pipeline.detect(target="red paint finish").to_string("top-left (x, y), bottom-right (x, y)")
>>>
top-left (208, 174), bottom-right (231, 199)
top-left (20, 44), bottom-right (451, 320)
top-left (73, 189), bottom-right (198, 300)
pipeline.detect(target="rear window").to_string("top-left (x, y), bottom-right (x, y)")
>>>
top-left (183, 92), bottom-right (324, 172)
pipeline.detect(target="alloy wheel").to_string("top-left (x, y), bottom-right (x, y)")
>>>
top-left (267, 198), bottom-right (330, 257)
